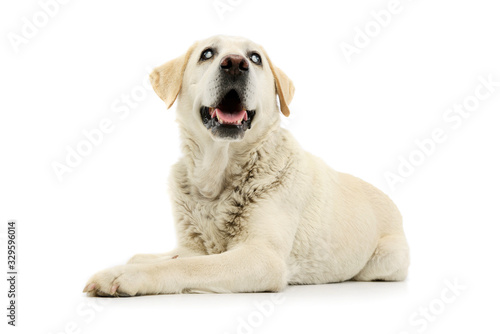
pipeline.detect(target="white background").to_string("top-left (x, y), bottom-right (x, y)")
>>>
top-left (1, 0), bottom-right (499, 333)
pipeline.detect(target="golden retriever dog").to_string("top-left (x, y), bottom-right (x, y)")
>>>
top-left (83, 35), bottom-right (409, 296)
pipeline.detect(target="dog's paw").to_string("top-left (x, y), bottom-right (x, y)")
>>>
top-left (83, 265), bottom-right (150, 297)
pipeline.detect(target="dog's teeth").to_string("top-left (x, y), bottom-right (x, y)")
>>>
top-left (237, 112), bottom-right (246, 124)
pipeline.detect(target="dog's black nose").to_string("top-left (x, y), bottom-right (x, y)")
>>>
top-left (220, 54), bottom-right (249, 76)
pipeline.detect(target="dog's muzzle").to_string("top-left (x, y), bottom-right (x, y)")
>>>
top-left (200, 54), bottom-right (256, 140)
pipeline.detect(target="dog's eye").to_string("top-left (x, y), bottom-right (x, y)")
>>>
top-left (250, 53), bottom-right (262, 65)
top-left (200, 49), bottom-right (214, 61)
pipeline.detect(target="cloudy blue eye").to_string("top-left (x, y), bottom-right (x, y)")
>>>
top-left (201, 49), bottom-right (214, 61)
top-left (250, 53), bottom-right (261, 65)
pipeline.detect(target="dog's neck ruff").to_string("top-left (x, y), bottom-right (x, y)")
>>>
top-left (180, 120), bottom-right (281, 199)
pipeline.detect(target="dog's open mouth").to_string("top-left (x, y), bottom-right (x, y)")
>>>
top-left (200, 89), bottom-right (255, 139)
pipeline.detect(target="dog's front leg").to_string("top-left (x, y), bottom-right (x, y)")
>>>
top-left (83, 244), bottom-right (287, 296)
top-left (126, 246), bottom-right (203, 264)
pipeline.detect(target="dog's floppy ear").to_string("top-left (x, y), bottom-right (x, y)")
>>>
top-left (263, 50), bottom-right (295, 117)
top-left (150, 44), bottom-right (196, 109)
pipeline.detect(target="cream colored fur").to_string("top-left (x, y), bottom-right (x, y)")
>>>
top-left (83, 35), bottom-right (409, 296)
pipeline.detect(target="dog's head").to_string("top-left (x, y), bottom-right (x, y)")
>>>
top-left (150, 35), bottom-right (294, 142)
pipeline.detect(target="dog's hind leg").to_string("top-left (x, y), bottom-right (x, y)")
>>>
top-left (352, 234), bottom-right (409, 281)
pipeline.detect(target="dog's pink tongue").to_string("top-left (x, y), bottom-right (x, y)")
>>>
top-left (215, 108), bottom-right (247, 123)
